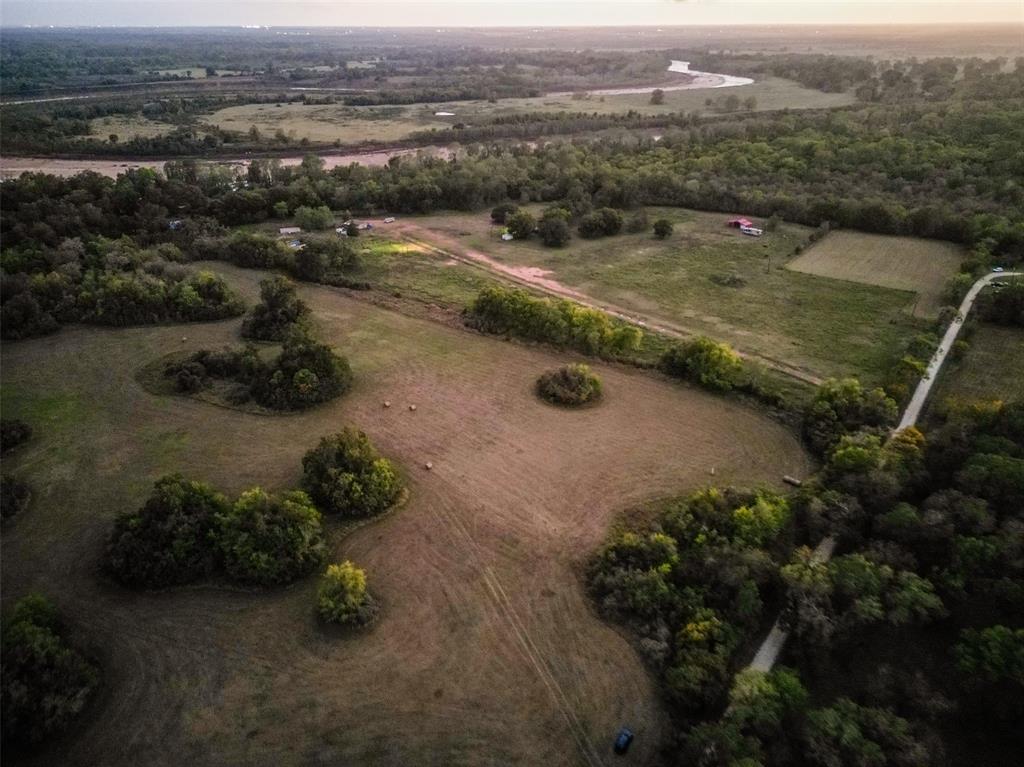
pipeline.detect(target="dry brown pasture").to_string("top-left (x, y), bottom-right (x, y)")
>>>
top-left (785, 230), bottom-right (963, 317)
top-left (1, 265), bottom-right (811, 767)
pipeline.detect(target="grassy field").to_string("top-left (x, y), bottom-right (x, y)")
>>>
top-left (929, 323), bottom-right (1024, 408)
top-left (203, 103), bottom-right (451, 143)
top-left (88, 114), bottom-right (176, 141)
top-left (383, 208), bottom-right (928, 385)
top-left (203, 77), bottom-right (853, 143)
top-left (1, 264), bottom-right (811, 767)
top-left (786, 231), bottom-right (964, 318)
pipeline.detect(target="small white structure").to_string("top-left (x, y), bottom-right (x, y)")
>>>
top-left (357, 222), bottom-right (373, 230)
top-left (335, 227), bottom-right (349, 237)
top-left (279, 226), bottom-right (301, 235)
top-left (740, 225), bottom-right (763, 237)
top-left (383, 216), bottom-right (396, 223)
top-left (501, 233), bottom-right (514, 241)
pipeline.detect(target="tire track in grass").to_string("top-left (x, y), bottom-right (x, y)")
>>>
top-left (428, 500), bottom-right (604, 767)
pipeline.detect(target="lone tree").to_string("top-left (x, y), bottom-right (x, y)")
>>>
top-left (650, 88), bottom-right (665, 105)
top-left (536, 363), bottom-right (603, 406)
top-left (241, 276), bottom-right (310, 341)
top-left (301, 428), bottom-right (404, 518)
top-left (317, 561), bottom-right (378, 626)
top-left (653, 218), bottom-right (674, 239)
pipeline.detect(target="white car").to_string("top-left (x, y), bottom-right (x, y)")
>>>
top-left (383, 216), bottom-right (396, 223)
top-left (992, 267), bottom-right (1005, 272)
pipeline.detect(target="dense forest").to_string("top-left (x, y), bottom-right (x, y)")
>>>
top-left (590, 387), bottom-right (1024, 766)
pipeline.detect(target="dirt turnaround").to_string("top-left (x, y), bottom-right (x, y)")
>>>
top-left (1, 265), bottom-right (811, 767)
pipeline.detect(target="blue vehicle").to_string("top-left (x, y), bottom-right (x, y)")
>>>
top-left (613, 727), bottom-right (634, 755)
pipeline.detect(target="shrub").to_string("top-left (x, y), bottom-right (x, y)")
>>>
top-left (506, 210), bottom-right (536, 240)
top-left (536, 363), bottom-right (603, 406)
top-left (241, 276), bottom-right (310, 341)
top-left (317, 561), bottom-right (378, 626)
top-left (538, 215), bottom-right (571, 247)
top-left (1, 419), bottom-right (32, 453)
top-left (1, 476), bottom-right (32, 520)
top-left (104, 475), bottom-right (229, 588)
top-left (1, 594), bottom-right (99, 748)
top-left (293, 204), bottom-right (334, 231)
top-left (578, 207), bottom-right (624, 238)
top-left (490, 203), bottom-right (518, 224)
top-left (217, 488), bottom-right (326, 586)
top-left (251, 333), bottom-right (353, 411)
top-left (653, 218), bottom-right (674, 239)
top-left (164, 345), bottom-right (263, 394)
top-left (660, 336), bottom-right (743, 392)
top-left (301, 428), bottom-right (403, 518)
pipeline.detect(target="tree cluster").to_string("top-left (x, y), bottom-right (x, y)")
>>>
top-left (589, 487), bottom-right (790, 719)
top-left (466, 285), bottom-right (642, 357)
top-left (105, 474), bottom-right (327, 588)
top-left (165, 332), bottom-right (353, 411)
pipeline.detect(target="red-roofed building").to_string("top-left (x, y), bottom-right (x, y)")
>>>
top-left (727, 217), bottom-right (754, 228)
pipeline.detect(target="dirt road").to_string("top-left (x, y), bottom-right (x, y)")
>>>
top-left (388, 221), bottom-right (823, 386)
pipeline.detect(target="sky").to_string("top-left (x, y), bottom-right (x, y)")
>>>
top-left (2, 1), bottom-right (1022, 28)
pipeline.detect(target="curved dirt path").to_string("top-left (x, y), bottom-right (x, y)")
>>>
top-left (2, 266), bottom-right (812, 767)
top-left (897, 271), bottom-right (1021, 430)
top-left (390, 222), bottom-right (823, 386)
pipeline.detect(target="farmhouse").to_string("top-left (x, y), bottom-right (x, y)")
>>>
top-left (726, 218), bottom-right (753, 229)
top-left (279, 226), bottom-right (301, 235)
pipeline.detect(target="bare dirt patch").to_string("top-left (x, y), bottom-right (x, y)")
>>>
top-left (2, 264), bottom-right (811, 767)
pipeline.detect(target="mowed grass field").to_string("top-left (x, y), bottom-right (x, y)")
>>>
top-left (930, 322), bottom-right (1024, 408)
top-left (203, 77), bottom-right (853, 143)
top-left (786, 231), bottom-right (964, 318)
top-left (1, 264), bottom-right (812, 767)
top-left (384, 208), bottom-right (928, 385)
